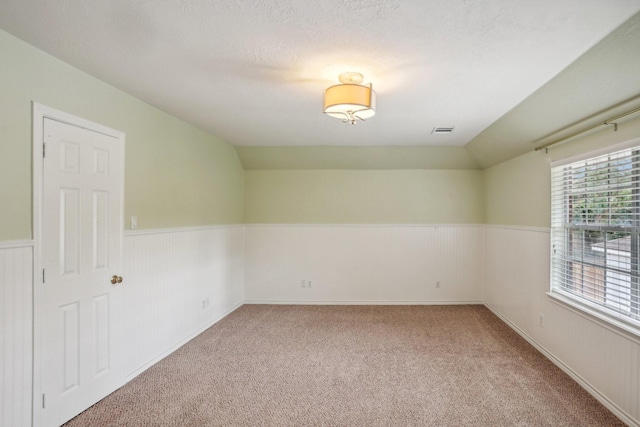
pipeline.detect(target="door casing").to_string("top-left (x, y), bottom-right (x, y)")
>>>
top-left (32, 103), bottom-right (125, 427)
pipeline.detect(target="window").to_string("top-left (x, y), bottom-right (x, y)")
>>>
top-left (551, 144), bottom-right (640, 332)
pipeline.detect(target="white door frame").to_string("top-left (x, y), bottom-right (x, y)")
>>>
top-left (32, 102), bottom-right (125, 427)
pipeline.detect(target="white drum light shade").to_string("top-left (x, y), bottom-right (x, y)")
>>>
top-left (323, 83), bottom-right (376, 123)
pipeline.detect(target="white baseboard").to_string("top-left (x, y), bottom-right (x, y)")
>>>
top-left (244, 300), bottom-right (483, 305)
top-left (484, 303), bottom-right (638, 427)
top-left (124, 302), bottom-right (243, 382)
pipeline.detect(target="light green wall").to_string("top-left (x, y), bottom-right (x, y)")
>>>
top-left (245, 170), bottom-right (484, 224)
top-left (7, 27), bottom-right (638, 235)
top-left (483, 151), bottom-right (551, 228)
top-left (484, 115), bottom-right (640, 228)
top-left (236, 146), bottom-right (480, 170)
top-left (0, 30), bottom-right (243, 241)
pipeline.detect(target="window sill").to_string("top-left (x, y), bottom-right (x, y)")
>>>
top-left (547, 290), bottom-right (640, 342)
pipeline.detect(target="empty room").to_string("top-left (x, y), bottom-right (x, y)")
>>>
top-left (1, 1), bottom-right (640, 426)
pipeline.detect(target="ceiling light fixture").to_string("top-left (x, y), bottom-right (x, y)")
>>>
top-left (323, 72), bottom-right (376, 124)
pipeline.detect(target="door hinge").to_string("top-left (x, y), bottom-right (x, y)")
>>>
top-left (42, 268), bottom-right (46, 283)
top-left (43, 142), bottom-right (46, 158)
top-left (42, 393), bottom-right (46, 408)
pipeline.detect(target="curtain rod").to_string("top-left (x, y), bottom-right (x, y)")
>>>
top-left (534, 103), bottom-right (640, 152)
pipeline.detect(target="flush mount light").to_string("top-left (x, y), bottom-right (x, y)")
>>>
top-left (323, 72), bottom-right (376, 125)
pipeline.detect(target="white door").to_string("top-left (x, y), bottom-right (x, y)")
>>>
top-left (39, 117), bottom-right (124, 426)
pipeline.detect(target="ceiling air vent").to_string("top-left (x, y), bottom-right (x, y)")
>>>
top-left (432, 127), bottom-right (455, 134)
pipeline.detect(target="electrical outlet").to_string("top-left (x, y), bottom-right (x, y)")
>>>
top-left (307, 281), bottom-right (312, 288)
top-left (201, 298), bottom-right (210, 309)
top-left (436, 281), bottom-right (441, 288)
top-left (301, 280), bottom-right (307, 288)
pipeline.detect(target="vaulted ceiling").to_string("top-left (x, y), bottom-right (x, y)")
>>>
top-left (1, 0), bottom-right (640, 169)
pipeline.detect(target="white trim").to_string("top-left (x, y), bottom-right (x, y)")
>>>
top-left (124, 224), bottom-right (243, 237)
top-left (243, 223), bottom-right (484, 228)
top-left (31, 102), bottom-right (126, 427)
top-left (483, 224), bottom-right (550, 234)
top-left (550, 136), bottom-right (640, 168)
top-left (34, 104), bottom-right (123, 139)
top-left (547, 291), bottom-right (640, 344)
top-left (244, 300), bottom-right (484, 305)
top-left (0, 240), bottom-right (34, 249)
top-left (124, 302), bottom-right (243, 382)
top-left (481, 227), bottom-right (486, 303)
top-left (485, 303), bottom-right (639, 427)
top-left (31, 102), bottom-right (44, 427)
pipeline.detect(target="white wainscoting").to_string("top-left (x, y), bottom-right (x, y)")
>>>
top-left (4, 224), bottom-right (638, 426)
top-left (484, 225), bottom-right (640, 427)
top-left (245, 225), bottom-right (484, 304)
top-left (122, 226), bottom-right (245, 379)
top-left (0, 227), bottom-right (244, 427)
top-left (0, 241), bottom-right (33, 427)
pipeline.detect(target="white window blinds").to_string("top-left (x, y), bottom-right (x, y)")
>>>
top-left (551, 145), bottom-right (640, 328)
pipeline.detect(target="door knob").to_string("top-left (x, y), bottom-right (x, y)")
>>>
top-left (111, 275), bottom-right (124, 284)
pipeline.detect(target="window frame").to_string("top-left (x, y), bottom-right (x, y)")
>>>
top-left (549, 138), bottom-right (640, 338)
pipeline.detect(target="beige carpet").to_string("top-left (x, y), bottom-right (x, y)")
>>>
top-left (64, 305), bottom-right (624, 426)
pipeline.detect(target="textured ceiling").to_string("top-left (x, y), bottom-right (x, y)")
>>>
top-left (1, 0), bottom-right (640, 167)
